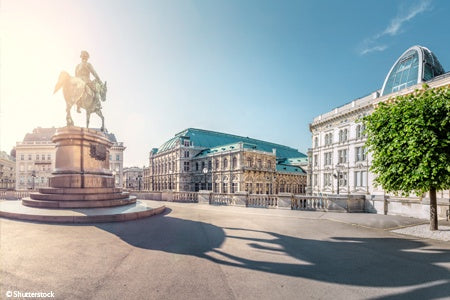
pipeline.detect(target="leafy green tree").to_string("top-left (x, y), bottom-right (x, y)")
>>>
top-left (363, 84), bottom-right (450, 230)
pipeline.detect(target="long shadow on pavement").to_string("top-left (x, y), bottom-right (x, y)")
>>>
top-left (97, 210), bottom-right (450, 298)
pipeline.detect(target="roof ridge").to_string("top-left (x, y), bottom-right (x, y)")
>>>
top-left (182, 128), bottom-right (299, 151)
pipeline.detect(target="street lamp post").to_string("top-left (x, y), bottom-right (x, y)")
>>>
top-left (333, 165), bottom-right (343, 195)
top-left (202, 167), bottom-right (208, 190)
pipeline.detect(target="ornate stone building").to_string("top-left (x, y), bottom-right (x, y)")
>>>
top-left (308, 45), bottom-right (449, 216)
top-left (123, 166), bottom-right (144, 190)
top-left (145, 128), bottom-right (307, 194)
top-left (15, 127), bottom-right (125, 190)
top-left (0, 151), bottom-right (16, 190)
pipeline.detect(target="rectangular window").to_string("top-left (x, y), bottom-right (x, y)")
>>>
top-left (323, 173), bottom-right (332, 187)
top-left (48, 154), bottom-right (51, 160)
top-left (223, 182), bottom-right (228, 193)
top-left (313, 174), bottom-right (318, 186)
top-left (21, 155), bottom-right (24, 160)
top-left (231, 182), bottom-right (238, 193)
top-left (36, 154), bottom-right (39, 160)
top-left (183, 161), bottom-right (189, 172)
top-left (355, 147), bottom-right (366, 162)
top-left (184, 151), bottom-right (190, 158)
top-left (116, 154), bottom-right (120, 161)
top-left (324, 152), bottom-right (332, 165)
top-left (354, 171), bottom-right (367, 187)
top-left (28, 154), bottom-right (32, 160)
top-left (339, 172), bottom-right (347, 186)
top-left (338, 150), bottom-right (347, 163)
top-left (184, 140), bottom-right (190, 147)
top-left (314, 154), bottom-right (318, 167)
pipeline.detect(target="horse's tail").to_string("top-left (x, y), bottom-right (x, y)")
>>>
top-left (53, 71), bottom-right (70, 94)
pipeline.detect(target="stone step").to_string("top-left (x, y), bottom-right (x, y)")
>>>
top-left (30, 192), bottom-right (130, 201)
top-left (39, 187), bottom-right (123, 195)
top-left (22, 196), bottom-right (137, 208)
top-left (0, 200), bottom-right (165, 223)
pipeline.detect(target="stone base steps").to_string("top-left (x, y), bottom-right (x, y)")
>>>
top-left (22, 196), bottom-right (137, 208)
top-left (0, 200), bottom-right (165, 223)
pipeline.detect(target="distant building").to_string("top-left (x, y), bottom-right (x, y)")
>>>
top-left (15, 127), bottom-right (125, 190)
top-left (104, 131), bottom-right (126, 188)
top-left (0, 151), bottom-right (16, 190)
top-left (308, 45), bottom-right (449, 216)
top-left (15, 127), bottom-right (57, 190)
top-left (123, 166), bottom-right (143, 190)
top-left (145, 128), bottom-right (307, 194)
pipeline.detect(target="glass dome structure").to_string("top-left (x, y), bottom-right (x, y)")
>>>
top-left (381, 45), bottom-right (445, 96)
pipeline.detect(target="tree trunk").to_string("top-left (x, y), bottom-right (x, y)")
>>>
top-left (429, 187), bottom-right (438, 231)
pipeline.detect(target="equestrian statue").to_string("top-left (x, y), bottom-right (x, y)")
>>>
top-left (53, 51), bottom-right (107, 131)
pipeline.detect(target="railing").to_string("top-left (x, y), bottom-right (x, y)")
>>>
top-left (0, 191), bottom-right (30, 200)
top-left (292, 195), bottom-right (328, 211)
top-left (172, 192), bottom-right (197, 202)
top-left (247, 194), bottom-right (278, 208)
top-left (210, 193), bottom-right (232, 205)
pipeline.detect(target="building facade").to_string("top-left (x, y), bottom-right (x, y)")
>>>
top-left (308, 45), bottom-right (449, 214)
top-left (15, 127), bottom-right (125, 190)
top-left (0, 151), bottom-right (16, 190)
top-left (145, 128), bottom-right (307, 194)
top-left (105, 132), bottom-right (126, 188)
top-left (123, 166), bottom-right (144, 190)
top-left (15, 127), bottom-right (57, 190)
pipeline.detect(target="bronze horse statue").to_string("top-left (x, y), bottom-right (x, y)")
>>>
top-left (53, 71), bottom-right (107, 131)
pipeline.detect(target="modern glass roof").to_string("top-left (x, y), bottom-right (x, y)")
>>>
top-left (381, 45), bottom-right (445, 96)
top-left (157, 128), bottom-right (306, 159)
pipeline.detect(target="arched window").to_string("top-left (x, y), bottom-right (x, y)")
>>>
top-left (223, 158), bottom-right (228, 169)
top-left (232, 157), bottom-right (237, 169)
top-left (247, 158), bottom-right (252, 167)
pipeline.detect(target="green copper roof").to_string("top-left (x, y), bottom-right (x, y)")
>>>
top-left (195, 142), bottom-right (260, 158)
top-left (276, 164), bottom-right (306, 174)
top-left (157, 128), bottom-right (306, 159)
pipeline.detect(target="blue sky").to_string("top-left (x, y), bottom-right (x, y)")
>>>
top-left (1, 0), bottom-right (449, 167)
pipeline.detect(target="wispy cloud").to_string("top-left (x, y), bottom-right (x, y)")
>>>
top-left (358, 0), bottom-right (432, 55)
top-left (360, 45), bottom-right (388, 55)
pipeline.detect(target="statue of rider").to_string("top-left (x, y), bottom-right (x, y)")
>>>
top-left (75, 50), bottom-right (101, 113)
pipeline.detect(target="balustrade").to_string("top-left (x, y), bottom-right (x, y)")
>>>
top-left (210, 193), bottom-right (232, 205)
top-left (292, 195), bottom-right (328, 211)
top-left (0, 191), bottom-right (30, 200)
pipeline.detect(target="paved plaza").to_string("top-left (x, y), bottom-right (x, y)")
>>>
top-left (1, 201), bottom-right (449, 299)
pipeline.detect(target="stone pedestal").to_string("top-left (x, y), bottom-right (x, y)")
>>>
top-left (22, 127), bottom-right (136, 208)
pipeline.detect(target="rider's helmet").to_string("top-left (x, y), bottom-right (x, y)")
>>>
top-left (80, 51), bottom-right (90, 59)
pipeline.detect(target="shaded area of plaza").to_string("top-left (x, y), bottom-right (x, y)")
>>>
top-left (1, 202), bottom-right (449, 299)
